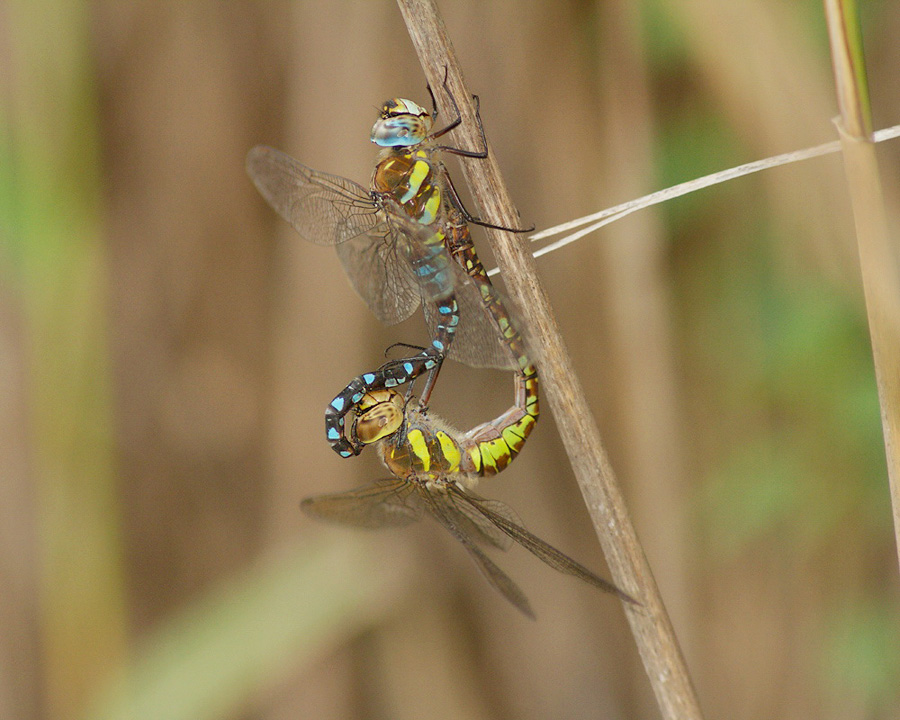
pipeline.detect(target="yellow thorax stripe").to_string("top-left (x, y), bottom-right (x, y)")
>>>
top-left (408, 159), bottom-right (430, 193)
top-left (420, 187), bottom-right (440, 225)
top-left (436, 431), bottom-right (461, 472)
top-left (467, 445), bottom-right (482, 474)
top-left (407, 428), bottom-right (431, 472)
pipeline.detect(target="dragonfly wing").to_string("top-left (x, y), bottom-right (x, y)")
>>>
top-left (442, 488), bottom-right (513, 551)
top-left (301, 478), bottom-right (422, 529)
top-left (424, 263), bottom-right (521, 371)
top-left (246, 146), bottom-right (381, 246)
top-left (334, 223), bottom-right (422, 326)
top-left (336, 208), bottom-right (468, 330)
top-left (449, 485), bottom-right (638, 605)
top-left (419, 486), bottom-right (534, 618)
top-left (248, 146), bottom-right (528, 354)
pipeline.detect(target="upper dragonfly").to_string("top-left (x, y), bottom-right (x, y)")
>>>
top-left (246, 86), bottom-right (528, 457)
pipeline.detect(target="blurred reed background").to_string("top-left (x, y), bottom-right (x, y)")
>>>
top-left (2, 1), bottom-right (899, 719)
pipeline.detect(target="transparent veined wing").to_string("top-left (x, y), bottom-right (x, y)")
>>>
top-left (247, 145), bottom-right (521, 369)
top-left (416, 484), bottom-right (534, 618)
top-left (423, 270), bottom-right (523, 371)
top-left (335, 202), bottom-right (519, 363)
top-left (437, 484), bottom-right (514, 551)
top-left (247, 146), bottom-right (431, 327)
top-left (331, 218), bottom-right (424, 326)
top-left (301, 478), bottom-right (421, 529)
top-left (448, 484), bottom-right (638, 604)
top-left (246, 145), bottom-right (382, 246)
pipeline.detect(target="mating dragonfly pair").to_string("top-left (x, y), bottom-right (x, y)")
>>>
top-left (247, 81), bottom-right (634, 617)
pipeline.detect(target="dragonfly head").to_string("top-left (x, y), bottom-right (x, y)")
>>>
top-left (371, 98), bottom-right (432, 148)
top-left (352, 389), bottom-right (405, 445)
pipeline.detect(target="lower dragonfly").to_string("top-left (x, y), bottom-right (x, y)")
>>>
top-left (302, 385), bottom-right (635, 618)
top-left (307, 253), bottom-right (631, 615)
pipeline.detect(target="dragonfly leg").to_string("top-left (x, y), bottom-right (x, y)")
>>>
top-left (425, 65), bottom-right (448, 120)
top-left (384, 340), bottom-right (427, 357)
top-left (416, 360), bottom-right (443, 408)
top-left (428, 83), bottom-right (533, 233)
top-left (379, 349), bottom-right (442, 390)
top-left (442, 170), bottom-right (535, 233)
top-left (428, 75), bottom-right (486, 158)
top-left (381, 342), bottom-right (426, 404)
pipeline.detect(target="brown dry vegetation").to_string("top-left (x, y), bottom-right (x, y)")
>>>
top-left (2, 2), bottom-right (899, 719)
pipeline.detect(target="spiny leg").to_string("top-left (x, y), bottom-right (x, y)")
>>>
top-left (427, 82), bottom-right (533, 232)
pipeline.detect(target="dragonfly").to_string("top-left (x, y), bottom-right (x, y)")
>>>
top-left (246, 83), bottom-right (528, 458)
top-left (300, 118), bottom-right (565, 613)
top-left (302, 386), bottom-right (634, 618)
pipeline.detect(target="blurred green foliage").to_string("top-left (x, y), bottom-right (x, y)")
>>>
top-left (642, 2), bottom-right (898, 706)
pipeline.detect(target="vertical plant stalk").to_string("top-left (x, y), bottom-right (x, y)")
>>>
top-left (395, 2), bottom-right (704, 719)
top-left (823, 0), bottom-right (900, 566)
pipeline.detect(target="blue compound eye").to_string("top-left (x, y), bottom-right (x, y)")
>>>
top-left (371, 98), bottom-right (432, 147)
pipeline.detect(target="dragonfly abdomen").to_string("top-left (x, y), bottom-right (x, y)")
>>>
top-left (460, 367), bottom-right (539, 476)
top-left (442, 211), bottom-right (541, 477)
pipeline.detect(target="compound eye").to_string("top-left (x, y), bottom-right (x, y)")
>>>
top-left (354, 402), bottom-right (403, 444)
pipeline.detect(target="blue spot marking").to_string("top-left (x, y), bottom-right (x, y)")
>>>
top-left (363, 373), bottom-right (376, 384)
top-left (339, 449), bottom-right (353, 457)
top-left (327, 427), bottom-right (341, 440)
top-left (438, 305), bottom-right (452, 314)
top-left (432, 340), bottom-right (444, 352)
top-left (425, 358), bottom-right (436, 368)
top-left (403, 362), bottom-right (414, 375)
top-left (385, 378), bottom-right (398, 388)
top-left (330, 397), bottom-right (345, 412)
top-left (448, 314), bottom-right (460, 328)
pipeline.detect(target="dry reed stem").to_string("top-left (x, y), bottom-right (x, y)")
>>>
top-left (395, 1), bottom-right (704, 719)
top-left (823, 0), bottom-right (900, 568)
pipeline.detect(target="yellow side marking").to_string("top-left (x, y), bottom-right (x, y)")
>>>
top-left (479, 441), bottom-right (503, 473)
top-left (405, 159), bottom-right (430, 200)
top-left (467, 445), bottom-right (481, 474)
top-left (436, 431), bottom-right (461, 472)
top-left (407, 428), bottom-right (431, 473)
top-left (501, 425), bottom-right (526, 452)
top-left (420, 187), bottom-right (440, 225)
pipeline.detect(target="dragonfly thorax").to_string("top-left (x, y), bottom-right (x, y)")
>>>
top-left (371, 152), bottom-right (442, 226)
top-left (371, 98), bottom-right (432, 148)
top-left (379, 405), bottom-right (468, 482)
